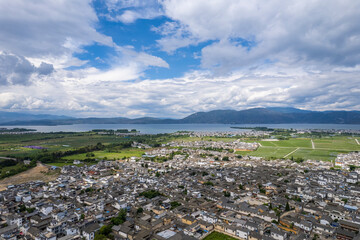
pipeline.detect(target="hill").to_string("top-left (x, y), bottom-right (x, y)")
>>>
top-left (0, 111), bottom-right (72, 124)
top-left (181, 108), bottom-right (360, 124)
top-left (0, 107), bottom-right (359, 125)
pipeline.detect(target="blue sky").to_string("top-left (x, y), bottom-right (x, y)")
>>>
top-left (72, 4), bottom-right (207, 80)
top-left (0, 0), bottom-right (359, 118)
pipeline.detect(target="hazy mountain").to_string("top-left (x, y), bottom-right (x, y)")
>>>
top-left (181, 108), bottom-right (360, 124)
top-left (0, 107), bottom-right (359, 125)
top-left (265, 107), bottom-right (312, 114)
top-left (0, 111), bottom-right (73, 124)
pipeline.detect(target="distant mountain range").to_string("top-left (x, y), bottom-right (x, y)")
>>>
top-left (0, 107), bottom-right (359, 125)
top-left (0, 111), bottom-right (73, 124)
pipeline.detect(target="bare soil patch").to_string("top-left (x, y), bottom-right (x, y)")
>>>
top-left (0, 163), bottom-right (59, 191)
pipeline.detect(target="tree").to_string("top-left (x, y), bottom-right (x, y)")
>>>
top-left (222, 156), bottom-right (229, 161)
top-left (27, 207), bottom-right (35, 213)
top-left (137, 207), bottom-right (143, 214)
top-left (139, 190), bottom-right (162, 199)
top-left (98, 225), bottom-right (112, 236)
top-left (223, 191), bottom-right (231, 197)
top-left (94, 234), bottom-right (107, 240)
top-left (203, 181), bottom-right (214, 186)
top-left (19, 204), bottom-right (26, 212)
top-left (111, 209), bottom-right (127, 225)
top-left (170, 201), bottom-right (181, 209)
top-left (285, 202), bottom-right (290, 211)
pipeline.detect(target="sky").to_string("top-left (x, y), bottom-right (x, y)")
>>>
top-left (0, 0), bottom-right (359, 118)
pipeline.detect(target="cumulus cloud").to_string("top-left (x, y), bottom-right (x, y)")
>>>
top-left (0, 0), bottom-right (114, 68)
top-left (159, 0), bottom-right (360, 72)
top-left (37, 62), bottom-right (54, 75)
top-left (0, 0), bottom-right (168, 82)
top-left (0, 53), bottom-right (53, 85)
top-left (0, 0), bottom-right (113, 57)
top-left (1, 66), bottom-right (358, 117)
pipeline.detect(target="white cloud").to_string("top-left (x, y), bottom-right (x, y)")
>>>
top-left (160, 0), bottom-right (360, 72)
top-left (0, 52), bottom-right (53, 85)
top-left (0, 0), bottom-right (114, 64)
top-left (0, 0), bottom-right (359, 116)
top-left (76, 46), bottom-right (170, 84)
top-left (151, 21), bottom-right (199, 53)
top-left (104, 0), bottom-right (163, 23)
top-left (81, 65), bottom-right (142, 83)
top-left (116, 46), bottom-right (169, 68)
top-left (0, 0), bottom-right (169, 86)
top-left (1, 65), bottom-right (358, 117)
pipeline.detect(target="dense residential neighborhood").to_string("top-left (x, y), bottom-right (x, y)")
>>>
top-left (1, 130), bottom-right (360, 240)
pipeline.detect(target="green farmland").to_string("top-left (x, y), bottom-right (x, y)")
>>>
top-left (62, 148), bottom-right (145, 161)
top-left (203, 232), bottom-right (238, 240)
top-left (242, 136), bottom-right (360, 161)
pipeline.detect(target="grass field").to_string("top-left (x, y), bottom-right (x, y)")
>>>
top-left (203, 232), bottom-right (238, 240)
top-left (0, 132), bottom-right (359, 163)
top-left (47, 161), bottom-right (98, 167)
top-left (163, 136), bottom-right (238, 143)
top-left (245, 147), bottom-right (298, 158)
top-left (0, 133), bottom-right (144, 158)
top-left (259, 138), bottom-right (312, 148)
top-left (62, 148), bottom-right (145, 160)
top-left (313, 137), bottom-right (359, 151)
top-left (241, 136), bottom-right (360, 161)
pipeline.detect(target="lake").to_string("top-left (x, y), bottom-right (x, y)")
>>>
top-left (3, 123), bottom-right (360, 134)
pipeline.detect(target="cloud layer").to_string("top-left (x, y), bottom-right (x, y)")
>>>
top-left (159, 0), bottom-right (360, 72)
top-left (0, 0), bottom-right (359, 117)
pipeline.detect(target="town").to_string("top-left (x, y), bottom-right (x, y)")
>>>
top-left (0, 129), bottom-right (360, 240)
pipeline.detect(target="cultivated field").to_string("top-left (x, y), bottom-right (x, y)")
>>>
top-left (243, 136), bottom-right (360, 161)
top-left (0, 132), bottom-right (359, 167)
top-left (203, 232), bottom-right (238, 240)
top-left (0, 132), bottom-right (136, 158)
top-left (62, 148), bottom-right (145, 161)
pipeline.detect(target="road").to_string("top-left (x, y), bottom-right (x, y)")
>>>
top-left (284, 147), bottom-right (300, 158)
top-left (311, 139), bottom-right (315, 149)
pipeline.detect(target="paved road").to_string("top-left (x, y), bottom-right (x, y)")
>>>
top-left (356, 139), bottom-right (360, 145)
